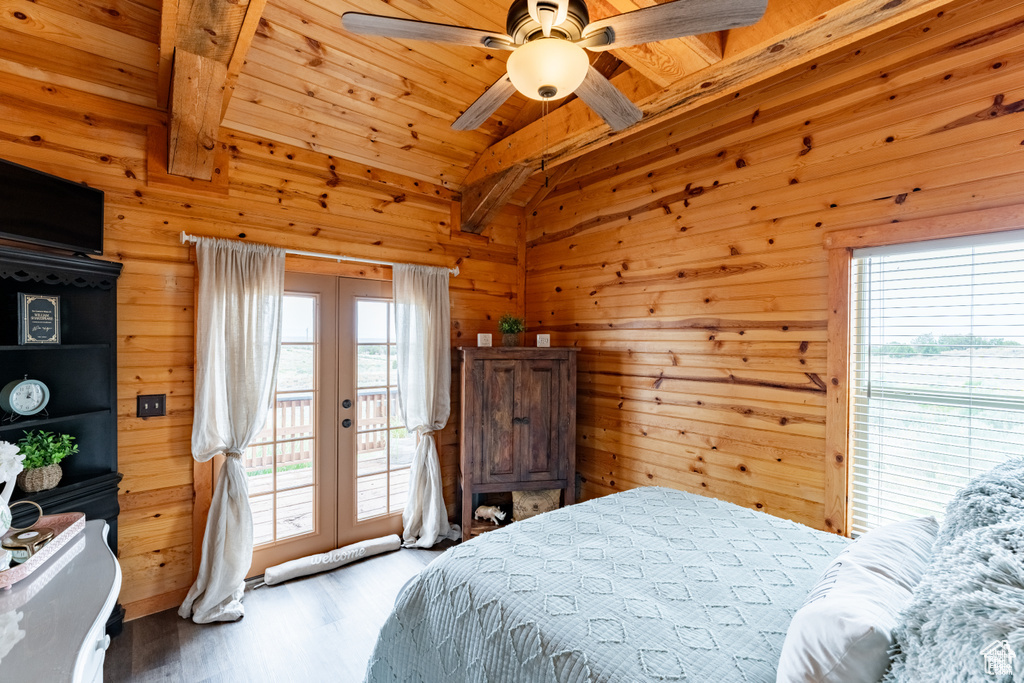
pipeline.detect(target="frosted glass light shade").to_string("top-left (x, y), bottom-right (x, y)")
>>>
top-left (507, 38), bottom-right (589, 101)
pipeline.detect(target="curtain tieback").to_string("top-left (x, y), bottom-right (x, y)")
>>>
top-left (224, 449), bottom-right (243, 458)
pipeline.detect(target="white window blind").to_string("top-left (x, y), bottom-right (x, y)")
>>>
top-left (850, 230), bottom-right (1024, 535)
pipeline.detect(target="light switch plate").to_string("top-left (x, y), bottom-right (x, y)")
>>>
top-left (536, 334), bottom-right (551, 348)
top-left (477, 333), bottom-right (492, 347)
top-left (137, 394), bottom-right (166, 418)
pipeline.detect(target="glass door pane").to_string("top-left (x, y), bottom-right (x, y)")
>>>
top-left (247, 293), bottom-right (319, 546)
top-left (355, 299), bottom-right (410, 521)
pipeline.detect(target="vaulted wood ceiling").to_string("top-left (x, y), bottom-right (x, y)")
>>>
top-left (0, 0), bottom-right (953, 216)
top-left (215, 0), bottom-right (844, 187)
top-left (226, 0), bottom-right (515, 185)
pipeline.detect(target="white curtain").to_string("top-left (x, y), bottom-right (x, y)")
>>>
top-left (179, 237), bottom-right (285, 623)
top-left (394, 264), bottom-right (459, 548)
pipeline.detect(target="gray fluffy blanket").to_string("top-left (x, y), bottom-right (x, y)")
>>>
top-left (885, 458), bottom-right (1024, 683)
top-left (937, 457), bottom-right (1024, 546)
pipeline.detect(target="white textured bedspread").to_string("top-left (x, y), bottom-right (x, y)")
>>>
top-left (365, 487), bottom-right (848, 682)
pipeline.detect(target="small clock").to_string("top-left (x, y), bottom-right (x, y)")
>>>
top-left (0, 376), bottom-right (50, 416)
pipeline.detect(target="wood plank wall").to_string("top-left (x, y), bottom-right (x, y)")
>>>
top-left (525, 0), bottom-right (1024, 532)
top-left (0, 71), bottom-right (522, 619)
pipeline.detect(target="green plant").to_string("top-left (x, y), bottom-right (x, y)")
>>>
top-left (498, 313), bottom-right (526, 334)
top-left (17, 430), bottom-right (78, 469)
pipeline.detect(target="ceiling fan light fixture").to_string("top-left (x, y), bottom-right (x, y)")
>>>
top-left (507, 38), bottom-right (589, 101)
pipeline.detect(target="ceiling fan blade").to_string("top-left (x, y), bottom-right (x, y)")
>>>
top-left (341, 13), bottom-right (514, 50)
top-left (583, 0), bottom-right (767, 51)
top-left (574, 65), bottom-right (642, 131)
top-left (452, 74), bottom-right (518, 131)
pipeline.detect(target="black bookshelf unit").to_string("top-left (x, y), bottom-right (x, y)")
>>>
top-left (0, 244), bottom-right (125, 633)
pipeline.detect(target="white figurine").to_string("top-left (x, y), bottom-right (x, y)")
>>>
top-left (473, 505), bottom-right (506, 525)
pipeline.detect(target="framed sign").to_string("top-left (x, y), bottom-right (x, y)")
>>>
top-left (18, 294), bottom-right (60, 345)
top-left (477, 333), bottom-right (492, 347)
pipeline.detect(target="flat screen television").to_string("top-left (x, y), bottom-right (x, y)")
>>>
top-left (0, 158), bottom-right (104, 255)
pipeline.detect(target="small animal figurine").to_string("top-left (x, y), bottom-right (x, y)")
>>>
top-left (473, 505), bottom-right (506, 526)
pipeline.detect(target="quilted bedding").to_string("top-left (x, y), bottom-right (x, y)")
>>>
top-left (365, 487), bottom-right (848, 682)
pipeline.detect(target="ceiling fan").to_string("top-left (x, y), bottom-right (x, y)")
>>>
top-left (341, 0), bottom-right (767, 132)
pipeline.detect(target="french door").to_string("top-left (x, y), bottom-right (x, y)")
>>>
top-left (246, 273), bottom-right (409, 576)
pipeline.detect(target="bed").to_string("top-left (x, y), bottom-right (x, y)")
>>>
top-left (365, 486), bottom-right (849, 682)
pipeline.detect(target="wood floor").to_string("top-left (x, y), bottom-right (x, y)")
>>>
top-left (104, 543), bottom-right (450, 682)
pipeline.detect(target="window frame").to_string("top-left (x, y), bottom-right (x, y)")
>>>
top-left (823, 202), bottom-right (1024, 537)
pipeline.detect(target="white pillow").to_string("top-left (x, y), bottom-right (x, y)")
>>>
top-left (776, 517), bottom-right (938, 683)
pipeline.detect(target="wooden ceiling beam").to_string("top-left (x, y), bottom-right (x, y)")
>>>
top-left (460, 164), bottom-right (535, 233)
top-left (723, 0), bottom-right (848, 58)
top-left (159, 0), bottom-right (268, 179)
top-left (524, 160), bottom-right (578, 216)
top-left (462, 0), bottom-right (959, 189)
top-left (587, 0), bottom-right (723, 87)
top-left (220, 0), bottom-right (269, 120)
top-left (157, 0), bottom-right (178, 110)
top-left (168, 50), bottom-right (227, 181)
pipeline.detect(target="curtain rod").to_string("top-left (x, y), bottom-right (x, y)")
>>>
top-left (179, 232), bottom-right (460, 277)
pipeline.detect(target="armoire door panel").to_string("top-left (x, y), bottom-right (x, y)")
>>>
top-left (516, 360), bottom-right (563, 482)
top-left (477, 359), bottom-right (517, 483)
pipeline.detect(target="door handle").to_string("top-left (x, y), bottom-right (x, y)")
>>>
top-left (342, 418), bottom-right (353, 428)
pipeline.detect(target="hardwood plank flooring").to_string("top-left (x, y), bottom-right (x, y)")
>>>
top-left (104, 543), bottom-right (450, 682)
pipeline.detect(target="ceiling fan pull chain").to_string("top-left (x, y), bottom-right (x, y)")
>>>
top-left (543, 99), bottom-right (550, 187)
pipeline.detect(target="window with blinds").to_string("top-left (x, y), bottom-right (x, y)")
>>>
top-left (849, 230), bottom-right (1024, 535)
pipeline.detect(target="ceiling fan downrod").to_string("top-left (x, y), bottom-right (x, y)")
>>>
top-left (506, 0), bottom-right (589, 43)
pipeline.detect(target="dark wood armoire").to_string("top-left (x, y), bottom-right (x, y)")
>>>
top-left (458, 347), bottom-right (577, 540)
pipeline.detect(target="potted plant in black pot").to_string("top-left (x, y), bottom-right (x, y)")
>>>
top-left (498, 313), bottom-right (526, 347)
top-left (16, 430), bottom-right (78, 493)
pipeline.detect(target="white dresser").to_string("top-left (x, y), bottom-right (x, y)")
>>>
top-left (0, 520), bottom-right (121, 682)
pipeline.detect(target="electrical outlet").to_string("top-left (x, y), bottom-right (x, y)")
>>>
top-left (137, 394), bottom-right (166, 418)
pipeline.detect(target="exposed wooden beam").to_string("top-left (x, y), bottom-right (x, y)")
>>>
top-left (463, 0), bottom-right (958, 188)
top-left (149, 124), bottom-right (231, 197)
top-left (525, 160), bottom-right (578, 216)
top-left (607, 40), bottom-right (708, 88)
top-left (460, 164), bottom-right (535, 234)
top-left (160, 0), bottom-right (269, 179)
top-left (691, 31), bottom-right (725, 64)
top-left (168, 51), bottom-right (227, 180)
top-left (157, 0), bottom-right (178, 110)
top-left (588, 0), bottom-right (723, 86)
top-left (723, 0), bottom-right (848, 58)
top-left (175, 0), bottom-right (252, 63)
top-left (221, 0), bottom-right (270, 119)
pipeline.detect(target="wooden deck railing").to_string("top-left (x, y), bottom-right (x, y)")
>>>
top-left (357, 388), bottom-right (390, 454)
top-left (245, 389), bottom-right (393, 469)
